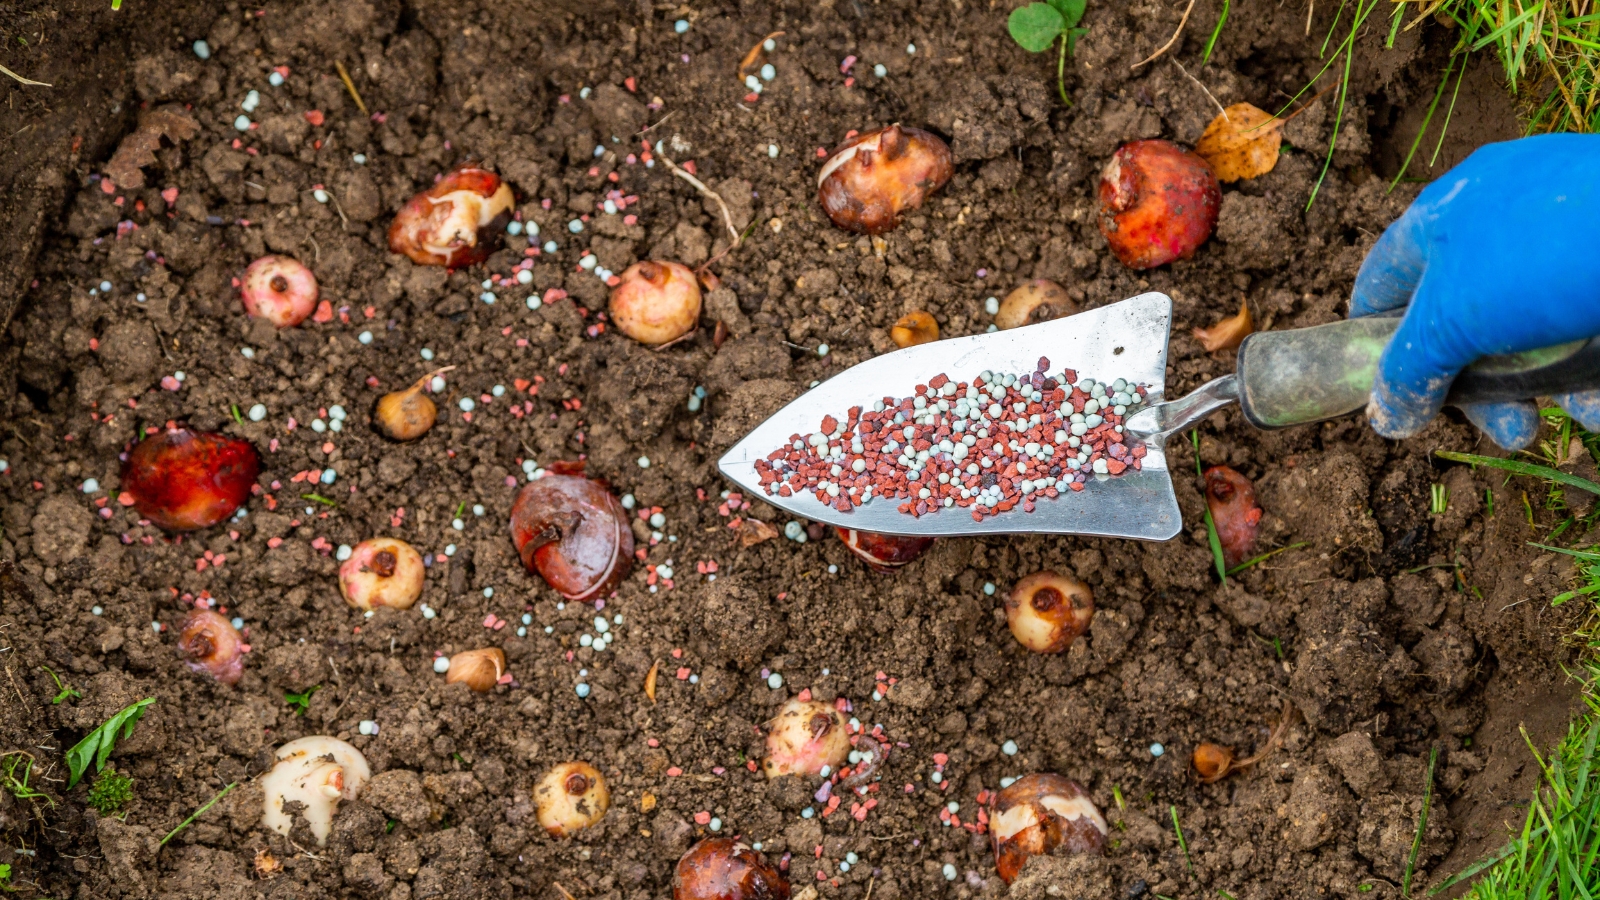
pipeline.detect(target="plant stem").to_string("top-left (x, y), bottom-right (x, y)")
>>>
top-left (160, 782), bottom-right (237, 847)
top-left (1057, 35), bottom-right (1071, 105)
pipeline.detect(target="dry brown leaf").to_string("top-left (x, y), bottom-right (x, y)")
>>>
top-left (1194, 103), bottom-right (1283, 183)
top-left (737, 517), bottom-right (780, 547)
top-left (889, 310), bottom-right (939, 348)
top-left (1193, 301), bottom-right (1254, 353)
top-left (644, 660), bottom-right (659, 703)
top-left (105, 108), bottom-right (200, 190)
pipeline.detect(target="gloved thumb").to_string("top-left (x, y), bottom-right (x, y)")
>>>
top-left (1367, 277), bottom-right (1481, 440)
top-left (1350, 206), bottom-right (1426, 318)
top-left (1459, 401), bottom-right (1541, 450)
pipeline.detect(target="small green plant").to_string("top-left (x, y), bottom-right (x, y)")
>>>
top-left (40, 666), bottom-right (81, 705)
top-left (159, 781), bottom-right (237, 847)
top-left (1006, 0), bottom-right (1089, 105)
top-left (1191, 431), bottom-right (1228, 584)
top-left (65, 698), bottom-right (156, 788)
top-left (1170, 804), bottom-right (1194, 873)
top-left (284, 685), bottom-right (320, 716)
top-left (2, 751), bottom-right (54, 809)
top-left (1430, 483), bottom-right (1451, 515)
top-left (87, 767), bottom-right (135, 815)
top-left (1401, 746), bottom-right (1438, 897)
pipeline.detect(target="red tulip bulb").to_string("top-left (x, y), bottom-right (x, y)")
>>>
top-left (818, 125), bottom-right (953, 235)
top-left (510, 475), bottom-right (633, 602)
top-left (1097, 140), bottom-right (1221, 270)
top-left (609, 261), bottom-right (702, 345)
top-left (835, 528), bottom-right (933, 573)
top-left (673, 838), bottom-right (791, 900)
top-left (240, 255), bottom-right (319, 327)
top-left (178, 609), bottom-right (244, 684)
top-left (121, 428), bottom-right (259, 531)
top-left (1203, 465), bottom-right (1262, 568)
top-left (388, 164), bottom-right (515, 268)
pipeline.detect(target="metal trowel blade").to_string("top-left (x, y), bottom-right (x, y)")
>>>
top-left (717, 292), bottom-right (1183, 541)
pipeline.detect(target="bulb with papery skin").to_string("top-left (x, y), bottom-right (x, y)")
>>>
top-left (261, 736), bottom-right (370, 846)
top-left (535, 761), bottom-right (610, 837)
top-left (1004, 571), bottom-right (1094, 654)
top-left (510, 475), bottom-right (633, 603)
top-left (121, 427), bottom-right (260, 531)
top-left (1203, 465), bottom-right (1262, 568)
top-left (762, 698), bottom-right (850, 779)
top-left (609, 261), bottom-right (702, 345)
top-left (1097, 140), bottom-right (1221, 270)
top-left (177, 609), bottom-right (244, 684)
top-left (445, 648), bottom-right (506, 692)
top-left (889, 310), bottom-right (939, 348)
top-left (991, 773), bottom-right (1108, 883)
top-left (373, 367), bottom-right (454, 442)
top-left (240, 255), bottom-right (319, 327)
top-left (388, 164), bottom-right (515, 267)
top-left (338, 538), bottom-right (425, 611)
top-left (1192, 742), bottom-right (1234, 783)
top-left (818, 125), bottom-right (953, 235)
top-left (673, 838), bottom-right (791, 900)
top-left (995, 280), bottom-right (1076, 331)
top-left (835, 528), bottom-right (934, 574)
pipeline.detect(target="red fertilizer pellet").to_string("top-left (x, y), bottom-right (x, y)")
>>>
top-left (756, 357), bottom-right (1149, 522)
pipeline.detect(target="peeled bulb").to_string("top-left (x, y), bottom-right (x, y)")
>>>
top-left (673, 838), bottom-right (791, 900)
top-left (241, 256), bottom-right (319, 327)
top-left (373, 367), bottom-right (454, 442)
top-left (818, 125), bottom-right (953, 235)
top-left (178, 610), bottom-right (244, 684)
top-left (889, 310), bottom-right (939, 348)
top-left (1004, 571), bottom-right (1094, 654)
top-left (762, 698), bottom-right (850, 779)
top-left (1192, 742), bottom-right (1235, 783)
top-left (338, 538), bottom-right (425, 611)
top-left (261, 736), bottom-right (370, 845)
top-left (445, 648), bottom-right (506, 692)
top-left (991, 774), bottom-right (1108, 883)
top-left (1097, 139), bottom-right (1221, 270)
top-left (1203, 465), bottom-right (1262, 568)
top-left (388, 164), bottom-right (515, 267)
top-left (121, 427), bottom-right (260, 531)
top-left (510, 474), bottom-right (633, 602)
top-left (535, 761), bottom-right (610, 837)
top-left (609, 261), bottom-right (703, 345)
top-left (995, 280), bottom-right (1076, 331)
top-left (835, 528), bottom-right (934, 574)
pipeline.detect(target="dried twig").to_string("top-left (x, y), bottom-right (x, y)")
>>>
top-left (1172, 58), bottom-right (1227, 120)
top-left (737, 31), bottom-right (786, 82)
top-left (551, 883), bottom-right (578, 900)
top-left (1132, 0), bottom-right (1199, 68)
top-left (334, 61), bottom-right (368, 116)
top-left (655, 152), bottom-right (741, 251)
top-left (0, 64), bottom-right (51, 87)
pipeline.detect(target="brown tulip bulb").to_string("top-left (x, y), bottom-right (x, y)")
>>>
top-left (1192, 743), bottom-right (1235, 783)
top-left (995, 280), bottom-right (1077, 331)
top-left (178, 609), bottom-right (244, 684)
top-left (991, 774), bottom-right (1108, 883)
top-left (445, 648), bottom-right (506, 692)
top-left (388, 164), bottom-right (515, 268)
top-left (373, 367), bottom-right (455, 442)
top-left (509, 475), bottom-right (633, 602)
top-left (889, 310), bottom-right (939, 348)
top-left (673, 838), bottom-right (791, 900)
top-left (1004, 571), bottom-right (1094, 654)
top-left (835, 528), bottom-right (934, 573)
top-left (535, 762), bottom-right (610, 837)
top-left (338, 538), bottom-right (425, 611)
top-left (1097, 140), bottom-right (1221, 270)
top-left (818, 125), bottom-right (953, 235)
top-left (763, 698), bottom-right (850, 779)
top-left (609, 261), bottom-right (703, 345)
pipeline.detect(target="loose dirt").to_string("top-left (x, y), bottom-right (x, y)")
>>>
top-left (0, 1), bottom-right (1583, 899)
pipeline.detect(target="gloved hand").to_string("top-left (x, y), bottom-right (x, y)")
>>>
top-left (1349, 133), bottom-right (1600, 449)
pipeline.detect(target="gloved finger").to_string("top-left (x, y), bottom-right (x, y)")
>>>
top-left (1554, 389), bottom-right (1600, 433)
top-left (1349, 207), bottom-right (1427, 318)
top-left (1367, 276), bottom-right (1478, 439)
top-left (1459, 400), bottom-right (1541, 451)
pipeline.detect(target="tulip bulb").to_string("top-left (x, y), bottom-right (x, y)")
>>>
top-left (834, 528), bottom-right (934, 574)
top-left (673, 838), bottom-right (791, 900)
top-left (535, 761), bottom-right (610, 837)
top-left (762, 698), bottom-right (850, 779)
top-left (1097, 140), bottom-right (1221, 270)
top-left (818, 125), bottom-right (953, 235)
top-left (373, 366), bottom-right (455, 442)
top-left (1192, 742), bottom-right (1235, 783)
top-left (388, 164), bottom-right (515, 268)
top-left (609, 261), bottom-right (703, 346)
top-left (991, 774), bottom-right (1108, 883)
top-left (178, 609), bottom-right (244, 684)
top-left (889, 310), bottom-right (939, 348)
top-left (1004, 571), bottom-right (1094, 654)
top-left (509, 475), bottom-right (633, 602)
top-left (995, 280), bottom-right (1076, 331)
top-left (121, 427), bottom-right (260, 532)
top-left (261, 736), bottom-right (370, 845)
top-left (445, 648), bottom-right (506, 692)
top-left (240, 255), bottom-right (319, 327)
top-left (1203, 465), bottom-right (1262, 568)
top-left (338, 538), bottom-right (425, 611)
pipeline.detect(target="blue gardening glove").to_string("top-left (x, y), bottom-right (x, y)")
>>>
top-left (1349, 133), bottom-right (1600, 450)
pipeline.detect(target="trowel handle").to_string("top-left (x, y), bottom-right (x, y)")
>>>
top-left (1233, 317), bottom-right (1600, 430)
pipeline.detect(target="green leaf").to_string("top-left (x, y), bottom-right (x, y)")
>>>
top-left (1435, 451), bottom-right (1600, 497)
top-left (1008, 3), bottom-right (1066, 53)
top-left (1046, 0), bottom-right (1086, 26)
top-left (66, 698), bottom-right (156, 788)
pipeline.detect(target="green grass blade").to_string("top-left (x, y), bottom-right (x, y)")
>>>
top-left (1390, 54), bottom-right (1458, 192)
top-left (1203, 0), bottom-right (1230, 64)
top-left (1402, 746), bottom-right (1439, 897)
top-left (1435, 450), bottom-right (1600, 497)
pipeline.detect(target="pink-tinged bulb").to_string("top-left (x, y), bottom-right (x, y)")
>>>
top-left (1004, 571), bottom-right (1094, 654)
top-left (178, 609), bottom-right (244, 684)
top-left (387, 165), bottom-right (515, 268)
top-left (1204, 465), bottom-right (1262, 568)
top-left (835, 528), bottom-right (934, 573)
top-left (509, 473), bottom-right (633, 603)
top-left (338, 538), bottom-right (425, 611)
top-left (817, 125), bottom-right (953, 235)
top-left (121, 427), bottom-right (260, 532)
top-left (1097, 140), bottom-right (1221, 270)
top-left (673, 838), bottom-right (791, 900)
top-left (991, 774), bottom-right (1108, 883)
top-left (240, 256), bottom-right (319, 327)
top-left (762, 698), bottom-right (851, 779)
top-left (609, 261), bottom-right (703, 345)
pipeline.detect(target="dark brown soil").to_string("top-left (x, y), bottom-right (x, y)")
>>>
top-left (0, 2), bottom-right (1585, 899)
